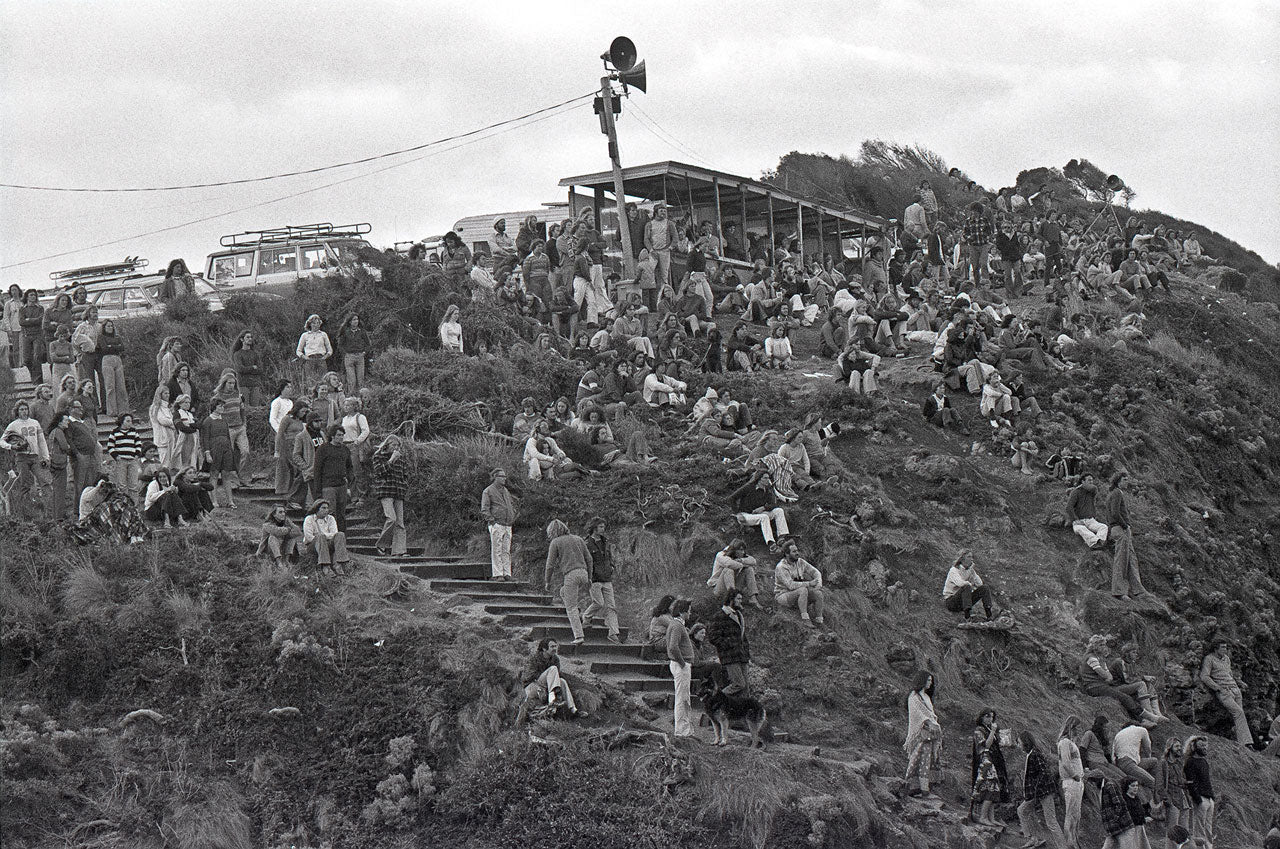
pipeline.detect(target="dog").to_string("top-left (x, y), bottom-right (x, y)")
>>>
top-left (697, 677), bottom-right (767, 748)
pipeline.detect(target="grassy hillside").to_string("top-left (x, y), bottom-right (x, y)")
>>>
top-left (3, 189), bottom-right (1280, 846)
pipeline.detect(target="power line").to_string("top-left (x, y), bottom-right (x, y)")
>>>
top-left (625, 103), bottom-right (719, 169)
top-left (1, 98), bottom-right (591, 270)
top-left (0, 92), bottom-right (596, 193)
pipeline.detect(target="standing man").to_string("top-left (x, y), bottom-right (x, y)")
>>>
top-left (1041, 210), bottom-right (1063, 287)
top-left (644, 203), bottom-right (677, 291)
top-left (543, 519), bottom-right (593, 646)
top-left (773, 541), bottom-right (826, 628)
top-left (1106, 472), bottom-right (1147, 600)
top-left (625, 203), bottom-right (649, 263)
top-left (1067, 473), bottom-right (1109, 549)
top-left (64, 400), bottom-right (101, 508)
top-left (1199, 641), bottom-right (1254, 747)
top-left (903, 193), bottom-right (930, 242)
top-left (962, 202), bottom-right (994, 286)
top-left (1183, 736), bottom-right (1216, 848)
top-left (581, 517), bottom-right (621, 644)
top-left (666, 598), bottom-right (696, 738)
top-left (706, 588), bottom-right (752, 695)
top-left (480, 468), bottom-right (517, 582)
top-left (312, 424), bottom-right (353, 533)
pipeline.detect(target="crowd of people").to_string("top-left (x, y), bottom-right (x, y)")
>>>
top-left (3, 175), bottom-right (1272, 845)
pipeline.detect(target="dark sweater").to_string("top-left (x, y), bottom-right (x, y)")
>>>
top-left (706, 608), bottom-right (750, 666)
top-left (586, 534), bottom-right (613, 582)
top-left (1067, 484), bottom-right (1099, 521)
top-left (1106, 488), bottom-right (1130, 528)
top-left (312, 442), bottom-right (353, 488)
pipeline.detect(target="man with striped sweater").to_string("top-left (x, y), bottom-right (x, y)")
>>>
top-left (105, 413), bottom-right (144, 504)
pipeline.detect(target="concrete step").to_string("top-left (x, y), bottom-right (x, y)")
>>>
top-left (616, 677), bottom-right (674, 693)
top-left (397, 561), bottom-right (490, 581)
top-left (484, 603), bottom-right (566, 617)
top-left (350, 545), bottom-right (427, 557)
top-left (446, 591), bottom-right (554, 605)
top-left (528, 624), bottom-right (630, 642)
top-left (502, 612), bottom-right (573, 627)
top-left (233, 485), bottom-right (278, 496)
top-left (587, 659), bottom-right (670, 678)
top-left (432, 578), bottom-right (531, 593)
top-left (556, 642), bottom-right (646, 658)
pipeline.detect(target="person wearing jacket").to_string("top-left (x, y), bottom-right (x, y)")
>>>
top-left (302, 499), bottom-right (349, 573)
top-left (45, 413), bottom-right (73, 520)
top-left (64, 399), bottom-right (101, 507)
top-left (773, 541), bottom-right (825, 628)
top-left (666, 598), bottom-right (696, 738)
top-left (46, 324), bottom-right (76, 388)
top-left (1067, 473), bottom-right (1108, 549)
top-left (1099, 777), bottom-right (1153, 849)
top-left (580, 518), bottom-right (620, 644)
top-left (942, 550), bottom-right (996, 621)
top-left (212, 370), bottom-right (250, 488)
top-left (1183, 736), bottom-right (1214, 848)
top-left (1106, 472), bottom-right (1147, 600)
top-left (42, 292), bottom-right (75, 358)
top-left (230, 330), bottom-right (265, 406)
top-left (166, 362), bottom-right (201, 414)
top-left (148, 385), bottom-right (176, 466)
top-left (1079, 634), bottom-right (1162, 727)
top-left (295, 314), bottom-right (333, 395)
top-left (1155, 738), bottom-right (1191, 847)
top-left (1198, 641), bottom-right (1253, 747)
top-left (274, 404), bottom-right (309, 507)
top-left (707, 588), bottom-right (752, 695)
top-left (543, 520), bottom-right (593, 645)
top-left (1017, 731), bottom-right (1067, 849)
top-left (71, 306), bottom-right (102, 403)
top-left (290, 413), bottom-right (326, 509)
top-left (480, 467), bottom-right (518, 580)
top-left (707, 538), bottom-right (763, 608)
top-left (94, 319), bottom-right (129, 417)
top-left (199, 398), bottom-right (236, 509)
top-left (371, 435), bottom-right (409, 557)
top-left (256, 504), bottom-right (302, 565)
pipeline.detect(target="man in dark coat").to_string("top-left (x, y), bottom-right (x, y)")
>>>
top-left (707, 588), bottom-right (752, 695)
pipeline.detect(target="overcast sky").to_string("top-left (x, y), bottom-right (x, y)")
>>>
top-left (2, 0), bottom-right (1277, 285)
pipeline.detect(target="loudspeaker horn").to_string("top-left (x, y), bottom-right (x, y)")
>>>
top-left (617, 59), bottom-right (646, 93)
top-left (1105, 174), bottom-right (1125, 192)
top-left (608, 36), bottom-right (638, 71)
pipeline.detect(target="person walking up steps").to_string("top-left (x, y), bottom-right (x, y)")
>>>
top-left (543, 519), bottom-right (592, 645)
top-left (580, 517), bottom-right (621, 643)
top-left (481, 468), bottom-right (517, 581)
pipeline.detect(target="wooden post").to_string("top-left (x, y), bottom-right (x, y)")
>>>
top-left (568, 186), bottom-right (577, 218)
top-left (683, 172), bottom-right (696, 225)
top-left (817, 207), bottom-right (825, 266)
top-left (797, 201), bottom-right (805, 267)
top-left (593, 187), bottom-right (605, 234)
top-left (739, 189), bottom-right (749, 258)
top-left (599, 75), bottom-right (636, 279)
top-left (767, 194), bottom-right (775, 263)
top-left (713, 177), bottom-right (724, 258)
top-left (836, 217), bottom-right (844, 267)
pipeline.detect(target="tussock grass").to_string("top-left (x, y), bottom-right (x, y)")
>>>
top-left (61, 563), bottom-right (116, 622)
top-left (1145, 330), bottom-right (1223, 373)
top-left (694, 752), bottom-right (792, 849)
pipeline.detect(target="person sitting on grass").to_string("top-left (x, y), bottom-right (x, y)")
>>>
top-left (707, 537), bottom-right (764, 609)
top-left (942, 549), bottom-right (996, 621)
top-left (515, 638), bottom-right (586, 725)
top-left (922, 382), bottom-right (968, 434)
top-left (302, 498), bottom-right (350, 575)
top-left (1067, 473), bottom-right (1109, 549)
top-left (257, 504), bottom-right (303, 566)
top-left (773, 541), bottom-right (825, 629)
top-left (763, 324), bottom-right (794, 369)
top-left (143, 468), bottom-right (187, 528)
top-left (837, 338), bottom-right (879, 395)
top-left (1079, 634), bottom-right (1163, 728)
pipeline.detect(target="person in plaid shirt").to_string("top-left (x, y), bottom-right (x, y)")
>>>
top-left (962, 203), bottom-right (995, 286)
top-left (372, 434), bottom-right (410, 557)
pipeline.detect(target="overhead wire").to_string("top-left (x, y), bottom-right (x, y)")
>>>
top-left (625, 102), bottom-right (720, 170)
top-left (0, 91), bottom-right (596, 193)
top-left (1, 97), bottom-right (592, 270)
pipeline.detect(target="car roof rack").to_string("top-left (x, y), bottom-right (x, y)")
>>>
top-left (50, 256), bottom-right (149, 283)
top-left (219, 222), bottom-right (371, 248)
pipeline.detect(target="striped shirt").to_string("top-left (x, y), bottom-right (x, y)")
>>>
top-left (106, 426), bottom-right (143, 460)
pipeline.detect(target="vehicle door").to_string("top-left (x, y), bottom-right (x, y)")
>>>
top-left (210, 251), bottom-right (256, 288)
top-left (255, 246), bottom-right (300, 287)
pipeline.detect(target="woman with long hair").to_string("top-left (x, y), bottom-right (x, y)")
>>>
top-left (257, 504), bottom-right (302, 565)
top-left (1017, 730), bottom-right (1067, 848)
top-left (18, 288), bottom-right (46, 382)
top-left (156, 336), bottom-right (183, 386)
top-left (335, 314), bottom-right (370, 394)
top-left (149, 385), bottom-right (176, 467)
top-left (75, 377), bottom-right (100, 422)
top-left (371, 434), bottom-right (409, 557)
top-left (211, 369), bottom-right (250, 487)
top-left (970, 707), bottom-right (1009, 826)
top-left (1155, 737), bottom-right (1190, 849)
top-left (95, 319), bottom-right (129, 417)
top-left (143, 468), bottom-right (187, 527)
top-left (274, 403), bottom-right (309, 507)
top-left (904, 670), bottom-right (941, 797)
top-left (71, 305), bottom-right (102, 402)
top-left (1058, 715), bottom-right (1086, 848)
top-left (438, 304), bottom-right (464, 353)
top-left (54, 372), bottom-right (80, 413)
top-left (166, 361), bottom-right (200, 412)
top-left (295, 314), bottom-right (333, 395)
top-left (230, 330), bottom-right (265, 406)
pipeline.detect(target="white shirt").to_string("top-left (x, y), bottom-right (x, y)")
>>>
top-left (643, 372), bottom-right (686, 405)
top-left (439, 320), bottom-right (464, 353)
top-left (269, 397), bottom-right (294, 433)
top-left (1111, 725), bottom-right (1150, 763)
top-left (303, 513), bottom-right (338, 543)
top-left (942, 565), bottom-right (982, 599)
top-left (144, 479), bottom-right (171, 511)
top-left (340, 413), bottom-right (370, 446)
top-left (3, 417), bottom-right (48, 461)
top-left (764, 336), bottom-right (793, 360)
top-left (295, 329), bottom-right (332, 359)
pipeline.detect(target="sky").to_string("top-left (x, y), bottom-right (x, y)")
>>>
top-left (2, 0), bottom-right (1277, 286)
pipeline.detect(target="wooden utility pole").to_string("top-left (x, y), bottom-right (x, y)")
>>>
top-left (599, 76), bottom-right (637, 280)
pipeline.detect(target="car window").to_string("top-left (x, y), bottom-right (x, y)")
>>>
top-left (123, 287), bottom-right (149, 306)
top-left (260, 247), bottom-right (298, 275)
top-left (213, 253), bottom-right (254, 282)
top-left (92, 289), bottom-right (123, 308)
top-left (300, 245), bottom-right (327, 271)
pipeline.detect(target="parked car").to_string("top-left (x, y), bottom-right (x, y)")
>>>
top-left (74, 274), bottom-right (225, 319)
top-left (204, 222), bottom-right (381, 291)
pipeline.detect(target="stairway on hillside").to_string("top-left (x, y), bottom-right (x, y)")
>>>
top-left (9, 376), bottom-right (155, 449)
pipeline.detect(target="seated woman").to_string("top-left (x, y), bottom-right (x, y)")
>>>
top-left (980, 370), bottom-right (1017, 424)
top-left (763, 324), bottom-right (794, 369)
top-left (725, 321), bottom-right (763, 372)
top-left (546, 396), bottom-right (576, 432)
top-left (573, 406), bottom-right (614, 445)
top-left (515, 638), bottom-right (585, 725)
top-left (700, 411), bottom-right (748, 455)
top-left (174, 467), bottom-right (215, 521)
top-left (257, 504), bottom-right (303, 565)
top-left (438, 304), bottom-right (464, 353)
top-left (610, 301), bottom-right (654, 359)
top-left (872, 290), bottom-right (908, 356)
top-left (70, 476), bottom-right (150, 545)
top-left (568, 330), bottom-right (595, 361)
top-left (302, 499), bottom-right (350, 574)
top-left (645, 595), bottom-right (676, 656)
top-left (1010, 436), bottom-right (1039, 475)
top-left (817, 308), bottom-right (847, 358)
top-left (143, 468), bottom-right (188, 528)
top-left (523, 424), bottom-right (590, 481)
top-left (512, 397), bottom-right (542, 442)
